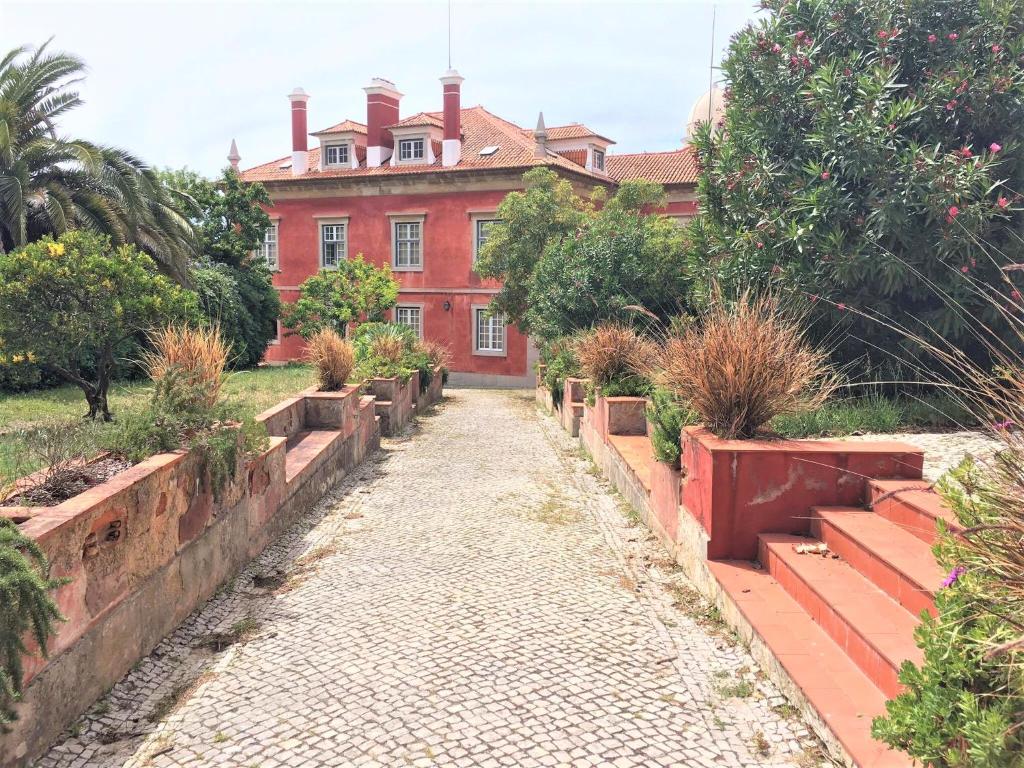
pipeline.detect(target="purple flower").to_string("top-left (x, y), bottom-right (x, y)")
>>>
top-left (994, 419), bottom-right (1016, 430)
top-left (942, 566), bottom-right (966, 588)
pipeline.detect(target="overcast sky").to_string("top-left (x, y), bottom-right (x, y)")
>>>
top-left (3, 0), bottom-right (763, 178)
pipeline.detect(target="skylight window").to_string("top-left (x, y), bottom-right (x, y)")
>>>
top-left (278, 160), bottom-right (292, 169)
top-left (479, 146), bottom-right (499, 156)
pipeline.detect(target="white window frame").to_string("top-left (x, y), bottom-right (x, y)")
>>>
top-left (394, 304), bottom-right (424, 339)
top-left (471, 215), bottom-right (500, 262)
top-left (398, 137), bottom-right (425, 162)
top-left (324, 143), bottom-right (350, 167)
top-left (258, 222), bottom-right (279, 271)
top-left (391, 216), bottom-right (424, 271)
top-left (592, 147), bottom-right (605, 172)
top-left (473, 305), bottom-right (506, 357)
top-left (318, 218), bottom-right (349, 269)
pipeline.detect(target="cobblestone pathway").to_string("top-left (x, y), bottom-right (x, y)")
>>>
top-left (37, 389), bottom-right (824, 768)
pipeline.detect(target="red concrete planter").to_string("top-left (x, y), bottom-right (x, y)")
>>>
top-left (415, 366), bottom-right (445, 412)
top-left (559, 377), bottom-right (588, 436)
top-left (679, 426), bottom-right (925, 560)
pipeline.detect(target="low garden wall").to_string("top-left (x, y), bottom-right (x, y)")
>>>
top-left (0, 381), bottom-right (408, 768)
top-left (368, 372), bottom-right (418, 437)
top-left (415, 367), bottom-right (445, 413)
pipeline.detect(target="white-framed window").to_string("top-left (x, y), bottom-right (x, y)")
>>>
top-left (473, 307), bottom-right (506, 355)
top-left (394, 305), bottom-right (423, 338)
top-left (592, 148), bottom-right (605, 172)
top-left (398, 138), bottom-right (425, 161)
top-left (392, 219), bottom-right (423, 270)
top-left (258, 222), bottom-right (279, 270)
top-left (473, 219), bottom-right (499, 261)
top-left (325, 144), bottom-right (349, 166)
top-left (320, 222), bottom-right (347, 268)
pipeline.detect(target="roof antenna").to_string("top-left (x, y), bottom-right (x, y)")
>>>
top-left (448, 0), bottom-right (453, 69)
top-left (708, 4), bottom-right (717, 123)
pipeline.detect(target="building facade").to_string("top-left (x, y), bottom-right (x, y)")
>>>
top-left (239, 73), bottom-right (698, 386)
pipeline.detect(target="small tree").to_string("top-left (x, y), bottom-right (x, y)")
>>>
top-left (0, 231), bottom-right (198, 420)
top-left (281, 256), bottom-right (399, 339)
top-left (474, 167), bottom-right (590, 330)
top-left (161, 168), bottom-right (280, 367)
top-left (526, 180), bottom-right (689, 343)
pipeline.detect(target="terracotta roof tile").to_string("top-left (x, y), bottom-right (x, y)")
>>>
top-left (311, 119), bottom-right (367, 136)
top-left (389, 112), bottom-right (444, 129)
top-left (558, 148), bottom-right (588, 167)
top-left (605, 147), bottom-right (699, 186)
top-left (240, 106), bottom-right (614, 184)
top-left (522, 123), bottom-right (615, 143)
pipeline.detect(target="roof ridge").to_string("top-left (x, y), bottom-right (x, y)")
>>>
top-left (609, 147), bottom-right (693, 159)
top-left (470, 106), bottom-right (535, 151)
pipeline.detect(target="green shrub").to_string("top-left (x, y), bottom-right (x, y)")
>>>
top-left (350, 322), bottom-right (426, 383)
top-left (872, 457), bottom-right (1024, 765)
top-left (539, 338), bottom-right (581, 408)
top-left (0, 518), bottom-right (64, 730)
top-left (647, 388), bottom-right (694, 465)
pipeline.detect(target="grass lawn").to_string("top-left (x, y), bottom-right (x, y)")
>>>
top-left (0, 364), bottom-right (315, 481)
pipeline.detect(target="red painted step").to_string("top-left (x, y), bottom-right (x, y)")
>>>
top-left (759, 534), bottom-right (923, 699)
top-left (709, 559), bottom-right (912, 767)
top-left (811, 507), bottom-right (946, 618)
top-left (867, 479), bottom-right (960, 544)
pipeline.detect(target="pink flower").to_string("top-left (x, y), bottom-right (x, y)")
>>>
top-left (1012, 290), bottom-right (1021, 300)
top-left (795, 30), bottom-right (806, 39)
top-left (946, 100), bottom-right (957, 110)
top-left (821, 171), bottom-right (830, 180)
top-left (756, 241), bottom-right (765, 249)
top-left (961, 265), bottom-right (970, 273)
top-left (999, 196), bottom-right (1010, 208)
top-left (948, 206), bottom-right (960, 218)
top-left (990, 142), bottom-right (1002, 153)
top-left (948, 32), bottom-right (959, 41)
top-left (836, 303), bottom-right (846, 311)
top-left (772, 43), bottom-right (782, 53)
top-left (928, 34), bottom-right (937, 43)
top-left (809, 294), bottom-right (819, 303)
top-left (992, 44), bottom-right (1001, 53)
top-left (960, 147), bottom-right (973, 158)
top-left (843, 67), bottom-right (852, 76)
top-left (772, 264), bottom-right (782, 274)
top-left (877, 30), bottom-right (888, 40)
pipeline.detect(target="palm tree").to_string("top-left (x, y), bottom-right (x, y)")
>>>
top-left (0, 40), bottom-right (196, 283)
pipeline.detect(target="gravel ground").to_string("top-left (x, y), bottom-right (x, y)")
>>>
top-left (836, 430), bottom-right (1001, 481)
top-left (35, 389), bottom-right (825, 768)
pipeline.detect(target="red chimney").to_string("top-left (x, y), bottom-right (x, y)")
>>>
top-left (288, 88), bottom-right (309, 176)
top-left (440, 69), bottom-right (464, 167)
top-left (364, 77), bottom-right (402, 168)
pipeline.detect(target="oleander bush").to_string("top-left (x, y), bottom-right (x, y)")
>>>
top-left (305, 329), bottom-right (355, 391)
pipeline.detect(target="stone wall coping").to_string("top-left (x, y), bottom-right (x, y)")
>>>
top-left (684, 425), bottom-right (924, 455)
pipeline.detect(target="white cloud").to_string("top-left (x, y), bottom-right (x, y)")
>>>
top-left (2, 0), bottom-right (761, 176)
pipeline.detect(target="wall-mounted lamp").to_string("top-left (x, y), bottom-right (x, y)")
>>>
top-left (443, 300), bottom-right (452, 311)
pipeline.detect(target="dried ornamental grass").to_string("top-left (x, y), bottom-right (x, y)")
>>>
top-left (305, 329), bottom-right (355, 391)
top-left (574, 323), bottom-right (657, 387)
top-left (370, 335), bottom-right (407, 365)
top-left (417, 339), bottom-right (452, 371)
top-left (143, 325), bottom-right (228, 410)
top-left (654, 293), bottom-right (838, 439)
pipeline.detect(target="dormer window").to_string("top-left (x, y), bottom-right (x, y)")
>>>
top-left (325, 143), bottom-right (349, 166)
top-left (398, 138), bottom-right (425, 161)
top-left (592, 148), bottom-right (605, 172)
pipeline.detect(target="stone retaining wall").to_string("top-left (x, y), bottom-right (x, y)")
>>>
top-left (0, 378), bottom-right (437, 767)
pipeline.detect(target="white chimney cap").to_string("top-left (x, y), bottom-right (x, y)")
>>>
top-left (288, 87), bottom-right (309, 103)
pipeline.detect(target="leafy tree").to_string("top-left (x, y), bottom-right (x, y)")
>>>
top-left (474, 167), bottom-right (590, 330)
top-left (281, 256), bottom-right (399, 339)
top-left (0, 231), bottom-right (198, 420)
top-left (0, 41), bottom-right (197, 282)
top-left (0, 518), bottom-right (64, 730)
top-left (160, 168), bottom-right (280, 367)
top-left (525, 181), bottom-right (689, 343)
top-left (690, 0), bottom-right (1024, 376)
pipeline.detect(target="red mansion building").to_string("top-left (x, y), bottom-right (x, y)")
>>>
top-left (239, 72), bottom-right (699, 387)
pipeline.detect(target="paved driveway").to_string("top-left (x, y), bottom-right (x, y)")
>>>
top-left (37, 389), bottom-right (822, 768)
